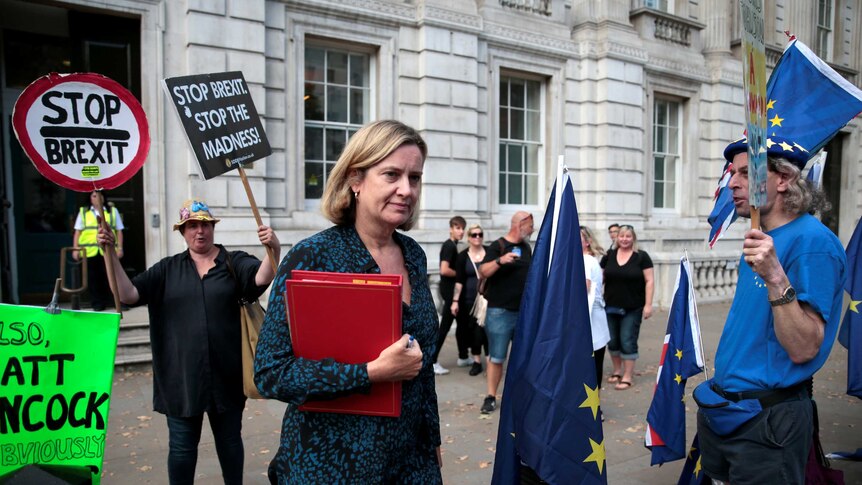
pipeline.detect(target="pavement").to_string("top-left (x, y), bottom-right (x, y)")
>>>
top-left (99, 302), bottom-right (862, 484)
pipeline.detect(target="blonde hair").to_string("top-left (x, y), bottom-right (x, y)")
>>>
top-left (617, 225), bottom-right (639, 252)
top-left (321, 120), bottom-right (427, 231)
top-left (466, 223), bottom-right (484, 240)
top-left (580, 226), bottom-right (605, 257)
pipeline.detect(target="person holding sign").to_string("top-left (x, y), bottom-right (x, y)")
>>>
top-left (72, 190), bottom-right (124, 311)
top-left (254, 120), bottom-right (443, 483)
top-left (97, 199), bottom-right (280, 485)
top-left (694, 137), bottom-right (846, 484)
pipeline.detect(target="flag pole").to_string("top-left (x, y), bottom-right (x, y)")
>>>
top-left (684, 248), bottom-right (709, 381)
top-left (750, 207), bottom-right (760, 231)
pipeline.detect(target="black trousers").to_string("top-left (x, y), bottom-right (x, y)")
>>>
top-left (86, 253), bottom-right (113, 309)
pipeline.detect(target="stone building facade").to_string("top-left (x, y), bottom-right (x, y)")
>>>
top-left (1, 0), bottom-right (860, 306)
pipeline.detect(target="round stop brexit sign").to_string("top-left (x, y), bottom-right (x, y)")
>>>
top-left (12, 72), bottom-right (150, 192)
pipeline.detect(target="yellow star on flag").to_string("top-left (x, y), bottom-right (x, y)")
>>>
top-left (675, 349), bottom-right (683, 360)
top-left (579, 383), bottom-right (601, 420)
top-left (793, 142), bottom-right (808, 152)
top-left (766, 138), bottom-right (776, 148)
top-left (849, 299), bottom-right (861, 313)
top-left (694, 456), bottom-right (703, 478)
top-left (583, 438), bottom-right (606, 474)
top-left (766, 99), bottom-right (776, 110)
top-left (674, 373), bottom-right (682, 385)
top-left (769, 114), bottom-right (784, 127)
top-left (779, 141), bottom-right (794, 152)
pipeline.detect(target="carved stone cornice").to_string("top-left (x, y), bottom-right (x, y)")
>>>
top-left (644, 55), bottom-right (709, 82)
top-left (599, 40), bottom-right (648, 63)
top-left (418, 5), bottom-right (482, 32)
top-left (484, 22), bottom-right (579, 57)
top-left (285, 0), bottom-right (414, 24)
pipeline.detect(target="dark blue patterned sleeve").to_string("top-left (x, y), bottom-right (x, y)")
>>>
top-left (254, 242), bottom-right (372, 404)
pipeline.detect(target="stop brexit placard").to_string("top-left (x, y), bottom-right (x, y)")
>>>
top-left (11, 72), bottom-right (150, 192)
top-left (163, 71), bottom-right (272, 179)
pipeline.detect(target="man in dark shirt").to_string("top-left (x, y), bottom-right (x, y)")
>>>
top-left (607, 223), bottom-right (620, 250)
top-left (433, 216), bottom-right (465, 375)
top-left (477, 211), bottom-right (534, 413)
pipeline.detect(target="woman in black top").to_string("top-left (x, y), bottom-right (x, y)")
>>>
top-left (450, 224), bottom-right (489, 376)
top-left (600, 225), bottom-right (654, 390)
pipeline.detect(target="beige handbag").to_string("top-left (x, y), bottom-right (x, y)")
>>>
top-left (469, 258), bottom-right (488, 326)
top-left (225, 250), bottom-right (266, 400)
top-left (239, 299), bottom-right (266, 399)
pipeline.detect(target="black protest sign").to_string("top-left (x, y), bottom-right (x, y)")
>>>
top-left (163, 72), bottom-right (271, 179)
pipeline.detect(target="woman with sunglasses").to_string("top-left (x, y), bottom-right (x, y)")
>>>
top-left (450, 224), bottom-right (489, 376)
top-left (600, 225), bottom-right (654, 390)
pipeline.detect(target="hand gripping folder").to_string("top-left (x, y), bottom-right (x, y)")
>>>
top-left (285, 270), bottom-right (403, 417)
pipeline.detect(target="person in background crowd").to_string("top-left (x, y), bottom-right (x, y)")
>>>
top-left (450, 223), bottom-right (489, 376)
top-left (696, 137), bottom-right (846, 484)
top-left (433, 215), bottom-right (466, 375)
top-left (98, 199), bottom-right (280, 484)
top-left (581, 225), bottom-right (610, 390)
top-left (73, 190), bottom-right (124, 311)
top-left (254, 120), bottom-right (443, 483)
top-left (477, 211), bottom-right (534, 414)
top-left (607, 223), bottom-right (620, 251)
top-left (600, 225), bottom-right (653, 391)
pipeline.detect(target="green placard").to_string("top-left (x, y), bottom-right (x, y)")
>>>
top-left (0, 304), bottom-right (120, 483)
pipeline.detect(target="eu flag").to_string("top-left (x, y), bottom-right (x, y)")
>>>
top-left (491, 162), bottom-right (606, 484)
top-left (644, 258), bottom-right (704, 465)
top-left (838, 218), bottom-right (862, 399)
top-left (765, 37), bottom-right (862, 155)
top-left (677, 434), bottom-right (706, 485)
top-left (707, 36), bottom-right (862, 246)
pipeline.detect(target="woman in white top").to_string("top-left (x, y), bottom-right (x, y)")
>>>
top-left (581, 226), bottom-right (610, 388)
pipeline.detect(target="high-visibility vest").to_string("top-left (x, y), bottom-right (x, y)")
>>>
top-left (78, 207), bottom-right (119, 258)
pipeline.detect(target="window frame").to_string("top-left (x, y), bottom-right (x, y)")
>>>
top-left (497, 72), bottom-right (545, 209)
top-left (814, 0), bottom-right (834, 61)
top-left (651, 96), bottom-right (682, 213)
top-left (302, 39), bottom-right (376, 209)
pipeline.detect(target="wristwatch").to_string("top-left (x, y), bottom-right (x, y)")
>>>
top-left (769, 285), bottom-right (797, 306)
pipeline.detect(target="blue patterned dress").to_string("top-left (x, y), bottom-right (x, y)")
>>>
top-left (255, 225), bottom-right (443, 484)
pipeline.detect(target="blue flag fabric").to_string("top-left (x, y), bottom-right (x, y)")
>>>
top-left (491, 165), bottom-right (606, 485)
top-left (644, 259), bottom-right (704, 465)
top-left (837, 218), bottom-right (862, 399)
top-left (706, 36), bottom-right (862, 246)
top-left (765, 37), bottom-right (862, 155)
top-left (677, 434), bottom-right (706, 485)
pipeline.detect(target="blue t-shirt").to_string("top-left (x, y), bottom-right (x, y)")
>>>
top-left (714, 214), bottom-right (846, 392)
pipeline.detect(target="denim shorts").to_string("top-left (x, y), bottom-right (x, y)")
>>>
top-left (485, 307), bottom-right (518, 364)
top-left (605, 307), bottom-right (643, 360)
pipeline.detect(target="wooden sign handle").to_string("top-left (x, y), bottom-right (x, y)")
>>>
top-left (94, 198), bottom-right (123, 317)
top-left (750, 207), bottom-right (760, 231)
top-left (238, 166), bottom-right (277, 272)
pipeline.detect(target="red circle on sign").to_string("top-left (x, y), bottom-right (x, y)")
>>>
top-left (11, 72), bottom-right (150, 192)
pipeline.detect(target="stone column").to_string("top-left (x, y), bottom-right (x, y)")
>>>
top-left (702, 0), bottom-right (731, 55)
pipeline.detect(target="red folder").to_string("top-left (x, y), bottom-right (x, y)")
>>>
top-left (285, 270), bottom-right (403, 417)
